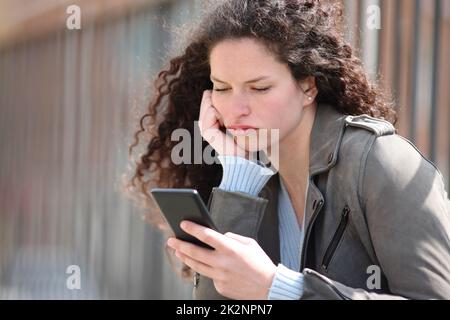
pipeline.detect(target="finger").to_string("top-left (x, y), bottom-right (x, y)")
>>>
top-left (175, 250), bottom-right (216, 279)
top-left (180, 221), bottom-right (229, 251)
top-left (199, 90), bottom-right (213, 122)
top-left (224, 232), bottom-right (254, 245)
top-left (212, 106), bottom-right (224, 127)
top-left (167, 237), bottom-right (218, 266)
top-left (201, 106), bottom-right (219, 132)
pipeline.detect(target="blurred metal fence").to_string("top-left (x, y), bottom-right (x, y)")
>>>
top-left (0, 0), bottom-right (203, 299)
top-left (0, 0), bottom-right (449, 299)
top-left (345, 0), bottom-right (450, 184)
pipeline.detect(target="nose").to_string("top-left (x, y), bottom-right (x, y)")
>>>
top-left (225, 93), bottom-right (251, 119)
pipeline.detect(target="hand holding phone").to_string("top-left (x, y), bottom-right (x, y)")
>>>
top-left (150, 188), bottom-right (218, 250)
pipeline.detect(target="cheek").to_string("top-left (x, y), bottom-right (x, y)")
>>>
top-left (259, 95), bottom-right (298, 129)
top-left (211, 95), bottom-right (228, 117)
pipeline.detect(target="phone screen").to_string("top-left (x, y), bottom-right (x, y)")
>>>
top-left (150, 188), bottom-right (218, 250)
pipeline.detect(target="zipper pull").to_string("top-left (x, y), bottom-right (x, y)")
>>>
top-left (342, 205), bottom-right (350, 218)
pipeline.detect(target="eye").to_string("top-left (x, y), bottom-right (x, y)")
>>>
top-left (253, 87), bottom-right (270, 92)
top-left (213, 87), bottom-right (271, 92)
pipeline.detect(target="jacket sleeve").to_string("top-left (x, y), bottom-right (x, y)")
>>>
top-left (361, 135), bottom-right (450, 299)
top-left (193, 155), bottom-right (275, 299)
top-left (217, 155), bottom-right (275, 195)
top-left (300, 135), bottom-right (450, 300)
top-left (193, 187), bottom-right (270, 299)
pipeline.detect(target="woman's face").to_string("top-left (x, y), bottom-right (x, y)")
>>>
top-left (209, 37), bottom-right (312, 152)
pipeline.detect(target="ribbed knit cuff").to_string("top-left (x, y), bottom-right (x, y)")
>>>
top-left (217, 155), bottom-right (275, 196)
top-left (268, 264), bottom-right (304, 300)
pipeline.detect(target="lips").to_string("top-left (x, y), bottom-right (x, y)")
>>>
top-left (227, 127), bottom-right (258, 136)
top-left (227, 125), bottom-right (256, 130)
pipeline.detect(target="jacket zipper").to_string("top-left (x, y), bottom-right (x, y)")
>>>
top-left (322, 206), bottom-right (350, 270)
top-left (300, 198), bottom-right (324, 270)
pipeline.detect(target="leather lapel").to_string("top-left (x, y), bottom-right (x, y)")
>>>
top-left (258, 173), bottom-right (281, 265)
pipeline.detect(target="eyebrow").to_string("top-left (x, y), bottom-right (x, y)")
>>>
top-left (210, 75), bottom-right (271, 84)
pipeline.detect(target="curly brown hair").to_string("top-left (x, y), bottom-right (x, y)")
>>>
top-left (122, 0), bottom-right (397, 280)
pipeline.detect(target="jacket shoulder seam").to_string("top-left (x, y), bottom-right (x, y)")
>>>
top-left (358, 134), bottom-right (378, 213)
top-left (344, 115), bottom-right (395, 137)
top-left (397, 136), bottom-right (444, 178)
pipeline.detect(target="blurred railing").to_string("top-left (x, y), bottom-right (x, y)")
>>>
top-left (0, 0), bottom-right (203, 299)
top-left (346, 0), bottom-right (450, 183)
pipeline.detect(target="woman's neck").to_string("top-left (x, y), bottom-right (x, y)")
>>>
top-left (269, 102), bottom-right (317, 187)
top-left (267, 102), bottom-right (317, 223)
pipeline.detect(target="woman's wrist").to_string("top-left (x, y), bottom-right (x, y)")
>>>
top-left (267, 264), bottom-right (304, 300)
top-left (217, 155), bottom-right (275, 196)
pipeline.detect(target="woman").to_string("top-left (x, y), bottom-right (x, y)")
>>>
top-left (125, 0), bottom-right (450, 299)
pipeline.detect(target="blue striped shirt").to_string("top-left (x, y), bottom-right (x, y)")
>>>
top-left (217, 155), bottom-right (306, 300)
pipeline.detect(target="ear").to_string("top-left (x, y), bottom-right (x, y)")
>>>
top-left (300, 76), bottom-right (318, 107)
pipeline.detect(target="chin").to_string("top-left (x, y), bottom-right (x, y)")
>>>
top-left (234, 135), bottom-right (271, 153)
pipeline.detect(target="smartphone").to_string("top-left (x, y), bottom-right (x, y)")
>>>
top-left (150, 188), bottom-right (218, 250)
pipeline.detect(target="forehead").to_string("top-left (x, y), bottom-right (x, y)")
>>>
top-left (209, 38), bottom-right (283, 77)
top-left (210, 37), bottom-right (274, 55)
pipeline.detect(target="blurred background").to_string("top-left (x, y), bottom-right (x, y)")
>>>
top-left (0, 0), bottom-right (449, 299)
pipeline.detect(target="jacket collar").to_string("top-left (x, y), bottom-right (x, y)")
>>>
top-left (259, 103), bottom-right (347, 266)
top-left (262, 102), bottom-right (347, 191)
top-left (309, 103), bottom-right (347, 176)
top-left (258, 172), bottom-right (281, 264)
